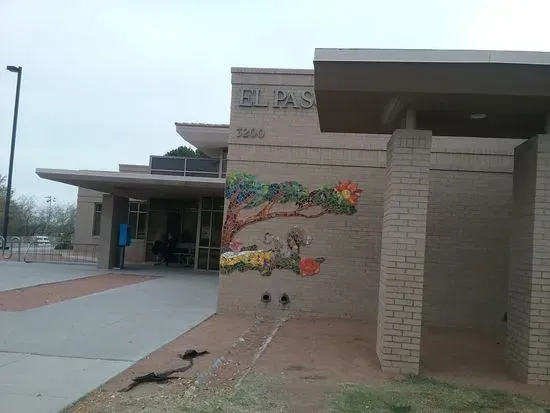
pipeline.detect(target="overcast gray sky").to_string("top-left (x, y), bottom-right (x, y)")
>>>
top-left (1, 0), bottom-right (549, 205)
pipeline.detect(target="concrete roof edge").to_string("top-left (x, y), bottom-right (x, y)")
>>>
top-left (231, 67), bottom-right (314, 75)
top-left (314, 48), bottom-right (550, 66)
top-left (175, 122), bottom-right (229, 129)
top-left (35, 168), bottom-right (225, 183)
top-left (118, 163), bottom-right (148, 168)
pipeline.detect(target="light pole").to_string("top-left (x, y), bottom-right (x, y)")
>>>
top-left (2, 65), bottom-right (22, 249)
top-left (45, 196), bottom-right (56, 235)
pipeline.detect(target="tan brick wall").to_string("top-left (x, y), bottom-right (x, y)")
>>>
top-left (507, 134), bottom-right (550, 385)
top-left (424, 171), bottom-right (512, 331)
top-left (74, 187), bottom-right (103, 245)
top-left (74, 186), bottom-right (146, 262)
top-left (219, 161), bottom-right (382, 319)
top-left (376, 130), bottom-right (431, 374)
top-left (219, 68), bottom-right (517, 334)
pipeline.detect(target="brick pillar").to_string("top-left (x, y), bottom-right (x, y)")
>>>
top-left (507, 134), bottom-right (550, 385)
top-left (376, 129), bottom-right (432, 374)
top-left (98, 194), bottom-right (128, 269)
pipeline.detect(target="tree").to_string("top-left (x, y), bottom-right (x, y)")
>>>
top-left (221, 172), bottom-right (362, 248)
top-left (51, 203), bottom-right (76, 239)
top-left (164, 146), bottom-right (206, 158)
top-left (0, 174), bottom-right (15, 232)
top-left (10, 196), bottom-right (41, 236)
top-left (0, 175), bottom-right (77, 238)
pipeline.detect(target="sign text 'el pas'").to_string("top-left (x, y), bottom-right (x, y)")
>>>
top-left (238, 88), bottom-right (316, 109)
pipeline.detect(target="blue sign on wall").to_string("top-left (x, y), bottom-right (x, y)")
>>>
top-left (118, 224), bottom-right (132, 247)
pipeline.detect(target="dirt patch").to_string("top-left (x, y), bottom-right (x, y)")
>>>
top-left (255, 318), bottom-right (550, 403)
top-left (198, 316), bottom-right (287, 391)
top-left (0, 273), bottom-right (153, 311)
top-left (65, 314), bottom-right (255, 412)
top-left (243, 318), bottom-right (392, 412)
top-left (421, 326), bottom-right (550, 403)
top-left (254, 317), bottom-right (390, 384)
top-left (64, 316), bottom-right (550, 413)
top-left (247, 319), bottom-right (550, 411)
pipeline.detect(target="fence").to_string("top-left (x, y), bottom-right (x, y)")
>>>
top-left (23, 242), bottom-right (98, 265)
top-left (150, 156), bottom-right (227, 178)
top-left (0, 236), bottom-right (22, 261)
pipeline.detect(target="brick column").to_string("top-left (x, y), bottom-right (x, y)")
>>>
top-left (376, 129), bottom-right (432, 374)
top-left (98, 194), bottom-right (129, 269)
top-left (507, 134), bottom-right (550, 385)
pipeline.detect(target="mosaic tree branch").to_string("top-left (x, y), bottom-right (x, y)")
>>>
top-left (221, 173), bottom-right (362, 248)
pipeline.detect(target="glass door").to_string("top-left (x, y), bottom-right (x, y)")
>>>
top-left (145, 209), bottom-right (166, 261)
top-left (196, 197), bottom-right (224, 271)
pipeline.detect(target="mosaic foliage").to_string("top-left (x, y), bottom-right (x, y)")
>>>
top-left (221, 172), bottom-right (362, 248)
top-left (220, 226), bottom-right (325, 277)
top-left (220, 173), bottom-right (362, 277)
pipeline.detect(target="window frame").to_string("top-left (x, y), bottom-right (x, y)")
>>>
top-left (128, 201), bottom-right (148, 240)
top-left (92, 203), bottom-right (102, 237)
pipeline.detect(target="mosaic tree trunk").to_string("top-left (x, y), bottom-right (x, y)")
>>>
top-left (221, 193), bottom-right (328, 248)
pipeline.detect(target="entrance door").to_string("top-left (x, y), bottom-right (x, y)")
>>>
top-left (145, 209), bottom-right (166, 262)
top-left (196, 197), bottom-right (224, 271)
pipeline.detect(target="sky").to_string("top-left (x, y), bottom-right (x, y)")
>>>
top-left (1, 0), bottom-right (549, 205)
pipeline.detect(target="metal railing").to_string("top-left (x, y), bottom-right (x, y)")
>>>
top-left (150, 156), bottom-right (227, 178)
top-left (24, 242), bottom-right (98, 265)
top-left (0, 236), bottom-right (22, 261)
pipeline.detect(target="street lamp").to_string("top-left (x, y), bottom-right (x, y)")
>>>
top-left (45, 196), bottom-right (56, 235)
top-left (2, 65), bottom-right (22, 248)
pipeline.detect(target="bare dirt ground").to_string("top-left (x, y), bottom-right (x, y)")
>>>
top-left (0, 273), bottom-right (153, 311)
top-left (65, 314), bottom-right (254, 412)
top-left (421, 326), bottom-right (550, 403)
top-left (246, 319), bottom-right (550, 411)
top-left (65, 315), bottom-right (550, 413)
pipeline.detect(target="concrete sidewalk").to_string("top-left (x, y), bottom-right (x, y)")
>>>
top-left (0, 261), bottom-right (106, 292)
top-left (0, 262), bottom-right (218, 413)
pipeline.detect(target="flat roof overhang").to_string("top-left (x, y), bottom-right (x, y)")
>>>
top-left (36, 169), bottom-right (225, 200)
top-left (175, 123), bottom-right (229, 158)
top-left (314, 48), bottom-right (550, 138)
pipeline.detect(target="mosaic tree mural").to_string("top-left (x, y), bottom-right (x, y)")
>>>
top-left (220, 172), bottom-right (362, 277)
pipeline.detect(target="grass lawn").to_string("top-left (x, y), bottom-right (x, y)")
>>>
top-left (332, 376), bottom-right (550, 413)
top-left (67, 375), bottom-right (550, 413)
top-left (178, 376), bottom-right (550, 413)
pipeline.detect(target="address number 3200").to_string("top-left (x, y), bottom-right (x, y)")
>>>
top-left (236, 128), bottom-right (265, 139)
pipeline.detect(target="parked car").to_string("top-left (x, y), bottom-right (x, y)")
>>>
top-left (54, 241), bottom-right (73, 250)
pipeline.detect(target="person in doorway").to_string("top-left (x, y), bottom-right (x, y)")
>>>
top-left (151, 229), bottom-right (167, 265)
top-left (163, 232), bottom-right (175, 265)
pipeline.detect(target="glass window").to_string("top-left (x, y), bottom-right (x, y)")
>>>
top-left (92, 203), bottom-right (102, 236)
top-left (201, 197), bottom-right (213, 210)
top-left (210, 211), bottom-right (223, 248)
top-left (212, 197), bottom-right (225, 211)
top-left (197, 248), bottom-right (209, 270)
top-left (209, 248), bottom-right (220, 271)
top-left (137, 213), bottom-right (147, 239)
top-left (199, 211), bottom-right (211, 247)
top-left (128, 201), bottom-right (148, 239)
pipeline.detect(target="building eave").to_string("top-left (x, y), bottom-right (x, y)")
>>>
top-left (314, 48), bottom-right (550, 138)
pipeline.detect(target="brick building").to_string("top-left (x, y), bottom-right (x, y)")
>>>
top-left (37, 48), bottom-right (550, 385)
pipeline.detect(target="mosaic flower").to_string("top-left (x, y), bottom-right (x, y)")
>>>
top-left (220, 226), bottom-right (329, 278)
top-left (220, 250), bottom-right (273, 273)
top-left (335, 180), bottom-right (362, 205)
top-left (299, 257), bottom-right (321, 277)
